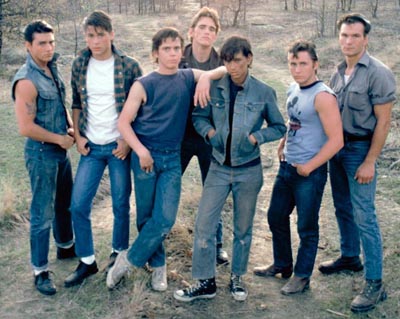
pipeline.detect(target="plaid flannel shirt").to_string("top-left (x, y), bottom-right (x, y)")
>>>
top-left (71, 45), bottom-right (143, 135)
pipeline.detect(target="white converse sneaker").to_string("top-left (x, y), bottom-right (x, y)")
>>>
top-left (151, 265), bottom-right (167, 291)
top-left (106, 251), bottom-right (133, 289)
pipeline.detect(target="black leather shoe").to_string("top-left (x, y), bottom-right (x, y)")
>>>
top-left (57, 244), bottom-right (76, 260)
top-left (253, 264), bottom-right (293, 279)
top-left (64, 261), bottom-right (98, 287)
top-left (318, 256), bottom-right (363, 275)
top-left (34, 271), bottom-right (57, 295)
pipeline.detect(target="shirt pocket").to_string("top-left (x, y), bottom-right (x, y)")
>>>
top-left (210, 97), bottom-right (226, 126)
top-left (244, 102), bottom-right (264, 127)
top-left (39, 89), bottom-right (60, 101)
top-left (347, 84), bottom-right (370, 111)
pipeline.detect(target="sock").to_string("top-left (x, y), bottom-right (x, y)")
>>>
top-left (58, 242), bottom-right (74, 249)
top-left (34, 269), bottom-right (47, 276)
top-left (81, 255), bottom-right (95, 265)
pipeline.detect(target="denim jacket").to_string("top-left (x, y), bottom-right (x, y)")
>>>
top-left (193, 73), bottom-right (286, 166)
top-left (12, 53), bottom-right (68, 136)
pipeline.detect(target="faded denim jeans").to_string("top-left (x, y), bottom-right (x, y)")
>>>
top-left (267, 161), bottom-right (327, 278)
top-left (192, 161), bottom-right (263, 279)
top-left (180, 136), bottom-right (224, 246)
top-left (25, 140), bottom-right (74, 271)
top-left (330, 141), bottom-right (383, 280)
top-left (70, 141), bottom-right (131, 257)
top-left (127, 149), bottom-right (181, 268)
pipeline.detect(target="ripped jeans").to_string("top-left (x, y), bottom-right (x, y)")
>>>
top-left (127, 149), bottom-right (181, 268)
top-left (192, 160), bottom-right (263, 279)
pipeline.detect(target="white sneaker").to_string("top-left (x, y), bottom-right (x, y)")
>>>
top-left (151, 265), bottom-right (167, 291)
top-left (106, 251), bottom-right (133, 289)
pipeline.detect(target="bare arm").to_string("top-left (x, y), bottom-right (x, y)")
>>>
top-left (192, 66), bottom-right (227, 107)
top-left (277, 136), bottom-right (287, 162)
top-left (118, 81), bottom-right (153, 172)
top-left (294, 92), bottom-right (344, 176)
top-left (72, 108), bottom-right (89, 156)
top-left (14, 79), bottom-right (74, 150)
top-left (354, 102), bottom-right (393, 184)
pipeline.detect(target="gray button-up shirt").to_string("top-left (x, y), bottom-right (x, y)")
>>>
top-left (330, 52), bottom-right (396, 136)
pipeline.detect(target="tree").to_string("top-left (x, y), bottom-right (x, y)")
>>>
top-left (340, 0), bottom-right (353, 11)
top-left (0, 0), bottom-right (4, 58)
top-left (369, 0), bottom-right (379, 18)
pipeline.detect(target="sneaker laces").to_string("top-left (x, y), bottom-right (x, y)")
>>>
top-left (117, 253), bottom-right (133, 276)
top-left (231, 275), bottom-right (245, 293)
top-left (185, 279), bottom-right (211, 296)
top-left (153, 267), bottom-right (165, 281)
top-left (361, 281), bottom-right (381, 299)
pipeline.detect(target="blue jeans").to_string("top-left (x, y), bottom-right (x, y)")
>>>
top-left (192, 161), bottom-right (263, 279)
top-left (127, 149), bottom-right (182, 268)
top-left (25, 140), bottom-right (74, 271)
top-left (329, 141), bottom-right (383, 280)
top-left (268, 161), bottom-right (327, 278)
top-left (181, 136), bottom-right (224, 245)
top-left (70, 141), bottom-right (131, 257)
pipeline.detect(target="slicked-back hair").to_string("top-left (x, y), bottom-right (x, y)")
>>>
top-left (24, 20), bottom-right (54, 43)
top-left (337, 13), bottom-right (371, 36)
top-left (152, 27), bottom-right (184, 54)
top-left (189, 6), bottom-right (220, 42)
top-left (220, 35), bottom-right (252, 66)
top-left (83, 10), bottom-right (113, 33)
top-left (287, 39), bottom-right (319, 62)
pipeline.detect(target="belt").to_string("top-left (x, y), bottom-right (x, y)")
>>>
top-left (343, 133), bottom-right (372, 143)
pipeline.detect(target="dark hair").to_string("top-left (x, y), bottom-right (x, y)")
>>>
top-left (189, 7), bottom-right (220, 42)
top-left (152, 27), bottom-right (184, 54)
top-left (287, 39), bottom-right (318, 62)
top-left (83, 10), bottom-right (113, 33)
top-left (220, 35), bottom-right (252, 65)
top-left (24, 20), bottom-right (54, 43)
top-left (337, 13), bottom-right (371, 35)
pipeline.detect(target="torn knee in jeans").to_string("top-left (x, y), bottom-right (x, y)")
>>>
top-left (199, 239), bottom-right (208, 249)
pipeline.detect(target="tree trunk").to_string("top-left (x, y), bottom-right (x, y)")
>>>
top-left (0, 0), bottom-right (3, 59)
top-left (371, 0), bottom-right (379, 18)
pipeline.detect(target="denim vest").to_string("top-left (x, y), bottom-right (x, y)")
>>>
top-left (12, 53), bottom-right (68, 138)
top-left (193, 73), bottom-right (286, 166)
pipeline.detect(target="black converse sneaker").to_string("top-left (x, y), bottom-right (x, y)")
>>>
top-left (174, 278), bottom-right (217, 302)
top-left (230, 274), bottom-right (248, 301)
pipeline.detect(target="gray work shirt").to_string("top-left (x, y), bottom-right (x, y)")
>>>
top-left (330, 52), bottom-right (397, 137)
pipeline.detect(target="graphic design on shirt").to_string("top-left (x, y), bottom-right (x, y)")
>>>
top-left (288, 96), bottom-right (301, 137)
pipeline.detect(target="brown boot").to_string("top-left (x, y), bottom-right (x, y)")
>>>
top-left (280, 275), bottom-right (310, 295)
top-left (253, 264), bottom-right (293, 279)
top-left (350, 280), bottom-right (387, 313)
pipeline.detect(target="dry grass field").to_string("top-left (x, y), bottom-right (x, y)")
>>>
top-left (0, 1), bottom-right (399, 318)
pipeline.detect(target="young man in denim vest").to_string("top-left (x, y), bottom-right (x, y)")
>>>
top-left (174, 36), bottom-right (286, 302)
top-left (179, 7), bottom-right (228, 265)
top-left (64, 10), bottom-right (143, 288)
top-left (318, 13), bottom-right (396, 313)
top-left (107, 27), bottom-right (225, 292)
top-left (253, 40), bottom-right (343, 295)
top-left (12, 20), bottom-right (75, 295)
